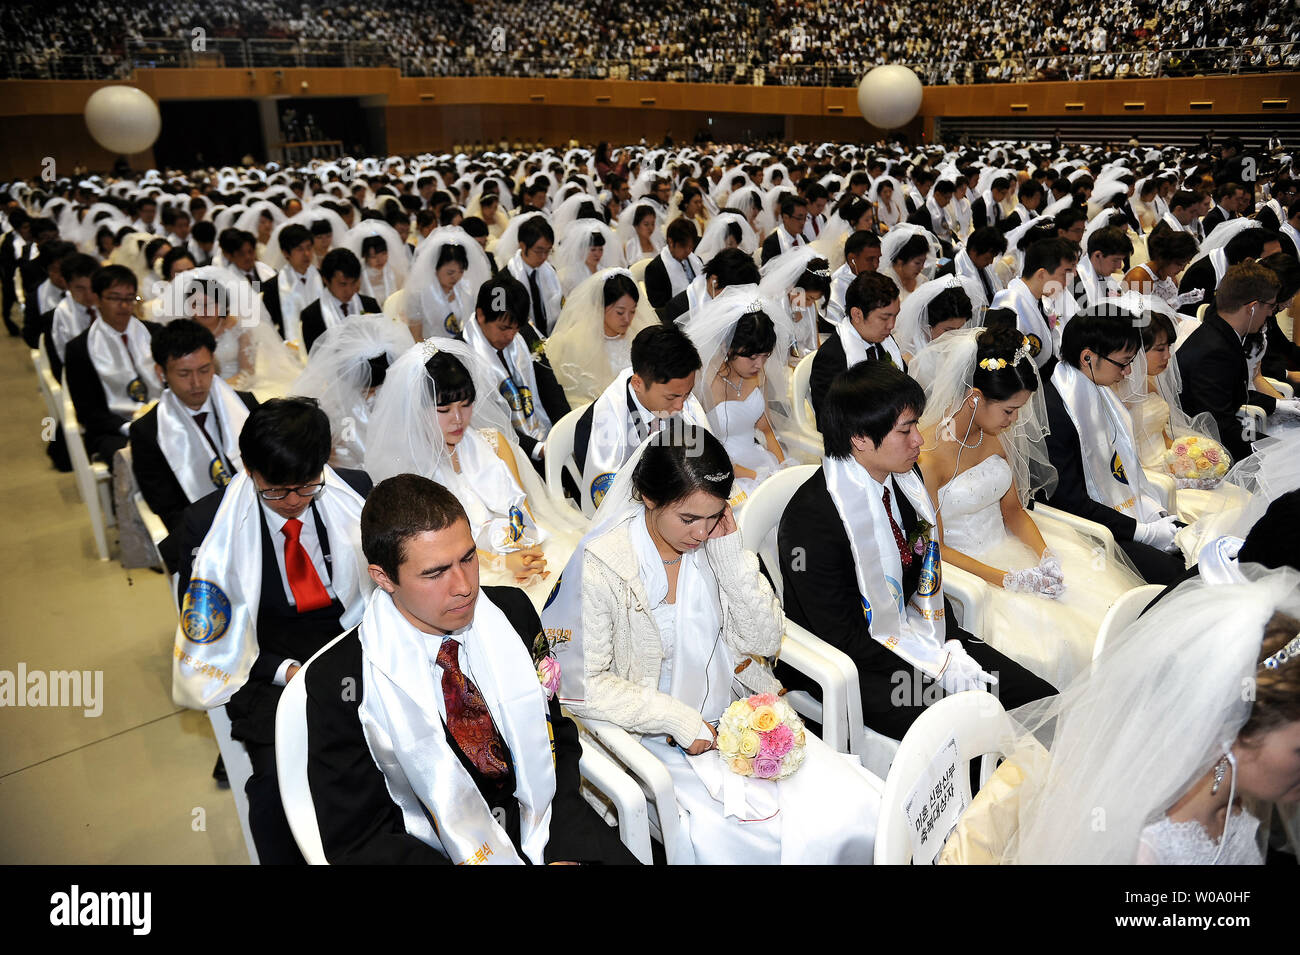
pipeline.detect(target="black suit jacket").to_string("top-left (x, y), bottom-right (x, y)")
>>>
top-left (808, 333), bottom-right (905, 432)
top-left (299, 295), bottom-right (382, 353)
top-left (129, 390), bottom-right (260, 570)
top-left (1176, 306), bottom-right (1276, 461)
top-left (907, 206), bottom-right (935, 233)
top-left (1200, 206), bottom-right (1230, 237)
top-left (659, 287), bottom-right (691, 325)
top-left (1254, 205), bottom-right (1281, 233)
top-left (1176, 257), bottom-right (1218, 317)
top-left (1261, 313), bottom-right (1300, 381)
top-left (174, 466), bottom-right (373, 743)
top-left (303, 586), bottom-right (636, 865)
top-left (643, 254), bottom-right (674, 312)
top-left (259, 280), bottom-right (284, 337)
top-left (971, 195), bottom-right (999, 231)
top-left (1037, 375), bottom-right (1138, 542)
top-left (777, 468), bottom-right (960, 715)
top-left (63, 322), bottom-right (163, 449)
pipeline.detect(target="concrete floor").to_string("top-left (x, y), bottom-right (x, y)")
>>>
top-left (0, 332), bottom-right (248, 863)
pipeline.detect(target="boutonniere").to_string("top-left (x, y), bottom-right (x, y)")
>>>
top-left (532, 631), bottom-right (560, 700)
top-left (906, 518), bottom-right (934, 557)
top-left (529, 338), bottom-right (547, 360)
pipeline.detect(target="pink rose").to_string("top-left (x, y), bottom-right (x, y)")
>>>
top-left (537, 656), bottom-right (562, 699)
top-left (753, 756), bottom-right (783, 779)
top-left (759, 723), bottom-right (795, 759)
top-left (913, 538), bottom-right (926, 556)
top-left (1173, 442), bottom-right (1190, 457)
top-left (1204, 447), bottom-right (1221, 465)
top-left (747, 693), bottom-right (779, 708)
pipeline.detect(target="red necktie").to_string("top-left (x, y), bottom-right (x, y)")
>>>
top-left (282, 518), bottom-right (332, 612)
top-left (87, 306), bottom-right (98, 322)
top-left (811, 216), bottom-right (820, 236)
top-left (436, 638), bottom-right (510, 779)
top-left (882, 486), bottom-right (914, 569)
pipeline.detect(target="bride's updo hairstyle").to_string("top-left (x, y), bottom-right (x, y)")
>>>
top-left (632, 425), bottom-right (734, 508)
top-left (927, 285), bottom-right (973, 329)
top-left (726, 309), bottom-right (777, 362)
top-left (972, 324), bottom-right (1039, 401)
top-left (795, 256), bottom-right (832, 301)
top-left (424, 350), bottom-right (476, 406)
top-left (603, 272), bottom-right (640, 308)
top-left (1241, 610), bottom-right (1300, 740)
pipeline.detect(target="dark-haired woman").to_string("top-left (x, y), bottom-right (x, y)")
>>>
top-left (546, 268), bottom-right (658, 405)
top-left (1121, 227), bottom-right (1198, 308)
top-left (365, 339), bottom-right (583, 607)
top-left (541, 428), bottom-right (882, 864)
top-left (622, 203), bottom-right (662, 264)
top-left (342, 222), bottom-right (409, 306)
top-left (402, 229), bottom-right (492, 341)
top-left (686, 290), bottom-right (799, 501)
top-left (915, 325), bottom-right (1142, 686)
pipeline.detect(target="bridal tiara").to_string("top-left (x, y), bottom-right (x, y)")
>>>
top-left (1262, 633), bottom-right (1300, 670)
top-left (420, 339), bottom-right (441, 360)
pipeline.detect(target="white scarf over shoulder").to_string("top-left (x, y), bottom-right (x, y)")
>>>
top-left (155, 376), bottom-right (250, 502)
top-left (172, 466), bottom-right (370, 709)
top-left (439, 428), bottom-right (546, 555)
top-left (87, 317), bottom-right (162, 416)
top-left (358, 587), bottom-right (556, 865)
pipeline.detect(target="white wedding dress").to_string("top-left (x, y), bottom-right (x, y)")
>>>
top-left (708, 388), bottom-right (789, 500)
top-left (1137, 810), bottom-right (1264, 865)
top-left (938, 454), bottom-right (1144, 687)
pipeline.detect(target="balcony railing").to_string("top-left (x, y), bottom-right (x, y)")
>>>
top-left (1, 37), bottom-right (1293, 85)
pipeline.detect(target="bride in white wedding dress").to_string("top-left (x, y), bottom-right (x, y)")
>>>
top-left (915, 325), bottom-right (1144, 687)
top-left (683, 286), bottom-right (797, 503)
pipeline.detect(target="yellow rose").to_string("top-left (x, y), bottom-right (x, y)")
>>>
top-left (749, 705), bottom-right (779, 732)
top-left (794, 728), bottom-right (807, 747)
top-left (716, 731), bottom-right (741, 756)
top-left (1194, 456), bottom-right (1212, 473)
top-left (1214, 461), bottom-right (1229, 477)
top-left (729, 756), bottom-right (754, 777)
top-left (739, 730), bottom-right (761, 758)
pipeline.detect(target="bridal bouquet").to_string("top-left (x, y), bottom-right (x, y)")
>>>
top-left (1164, 434), bottom-right (1230, 488)
top-left (717, 694), bottom-right (807, 780)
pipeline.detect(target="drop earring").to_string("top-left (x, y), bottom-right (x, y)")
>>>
top-left (1210, 755), bottom-right (1229, 795)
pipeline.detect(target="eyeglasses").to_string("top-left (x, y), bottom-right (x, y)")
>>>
top-left (256, 481), bottom-right (326, 502)
top-left (1101, 355), bottom-right (1135, 371)
top-left (100, 293), bottom-right (138, 304)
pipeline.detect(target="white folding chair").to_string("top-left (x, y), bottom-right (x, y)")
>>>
top-left (1091, 583), bottom-right (1164, 661)
top-left (628, 257), bottom-right (651, 282)
top-left (1142, 467), bottom-right (1178, 514)
top-left (543, 402), bottom-right (589, 512)
top-left (875, 690), bottom-right (1013, 865)
top-left (1030, 502), bottom-right (1121, 566)
top-left (208, 703), bottom-right (260, 865)
top-left (34, 335), bottom-right (62, 435)
top-left (788, 350), bottom-right (820, 440)
top-left (382, 288), bottom-right (407, 325)
top-left (58, 371), bottom-right (116, 561)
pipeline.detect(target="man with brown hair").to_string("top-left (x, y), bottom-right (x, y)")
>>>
top-left (1176, 261), bottom-right (1297, 460)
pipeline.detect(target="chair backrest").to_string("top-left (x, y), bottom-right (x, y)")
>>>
top-left (59, 368), bottom-right (112, 559)
top-left (274, 634), bottom-right (348, 865)
top-left (735, 464), bottom-right (817, 595)
top-left (382, 288), bottom-right (407, 324)
top-left (629, 257), bottom-right (651, 282)
top-left (543, 401), bottom-right (589, 505)
top-left (790, 350), bottom-right (818, 436)
top-left (1092, 583), bottom-right (1164, 661)
top-left (875, 690), bottom-right (1012, 865)
top-left (35, 334), bottom-right (61, 424)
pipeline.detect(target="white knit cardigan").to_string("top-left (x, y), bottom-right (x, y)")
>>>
top-left (567, 519), bottom-right (785, 744)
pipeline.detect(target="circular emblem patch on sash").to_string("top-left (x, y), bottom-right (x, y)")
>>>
top-left (1110, 451), bottom-right (1129, 484)
top-left (444, 312), bottom-right (463, 335)
top-left (1025, 334), bottom-right (1042, 357)
top-left (543, 573), bottom-right (563, 610)
top-left (590, 472), bottom-right (616, 508)
top-left (127, 377), bottom-right (148, 402)
top-left (209, 457), bottom-right (231, 488)
top-left (917, 541), bottom-right (942, 597)
top-left (507, 505), bottom-right (525, 543)
top-left (885, 575), bottom-right (904, 612)
top-left (181, 579), bottom-right (232, 645)
top-left (518, 385), bottom-right (534, 418)
top-left (861, 595), bottom-right (872, 625)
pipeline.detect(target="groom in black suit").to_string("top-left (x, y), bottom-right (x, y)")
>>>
top-left (809, 270), bottom-right (905, 431)
top-left (779, 362), bottom-right (1055, 741)
top-left (175, 398), bottom-right (373, 864)
top-left (298, 248), bottom-right (382, 353)
top-left (302, 474), bottom-right (636, 864)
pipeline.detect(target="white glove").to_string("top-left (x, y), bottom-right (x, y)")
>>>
top-left (1038, 549), bottom-right (1065, 585)
top-left (938, 641), bottom-right (999, 694)
top-left (1273, 398), bottom-right (1300, 417)
top-left (1135, 514), bottom-right (1180, 553)
top-left (1002, 566), bottom-right (1047, 594)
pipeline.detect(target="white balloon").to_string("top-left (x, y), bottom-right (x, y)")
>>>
top-left (84, 86), bottom-right (162, 155)
top-left (856, 65), bottom-right (924, 130)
